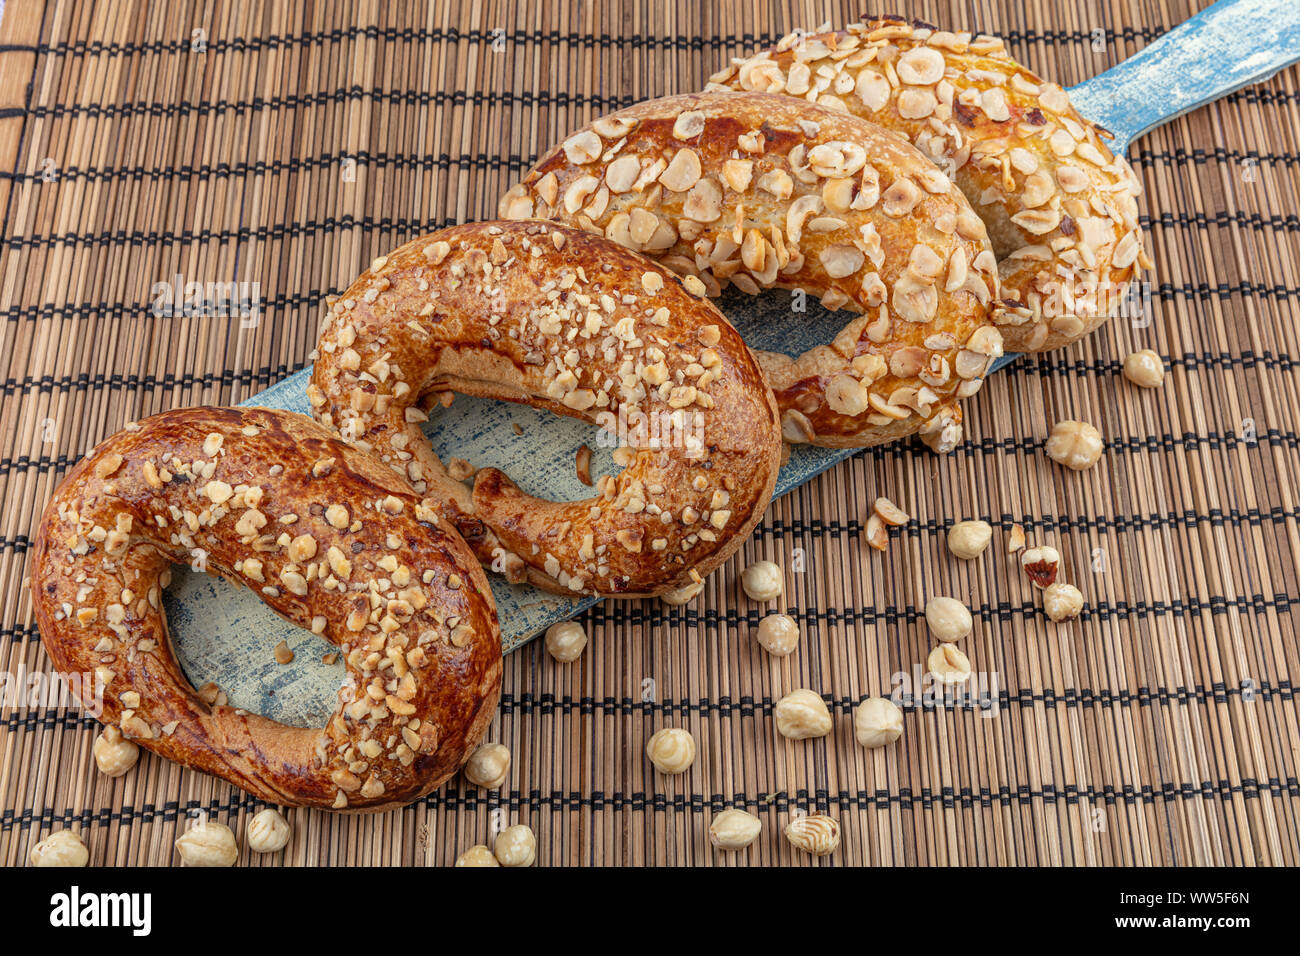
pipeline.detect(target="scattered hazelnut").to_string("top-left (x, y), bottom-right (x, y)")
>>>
top-left (93, 725), bottom-right (139, 777)
top-left (774, 689), bottom-right (833, 740)
top-left (1045, 419), bottom-right (1104, 470)
top-left (29, 830), bottom-right (89, 867)
top-left (784, 814), bottom-right (840, 856)
top-left (1122, 349), bottom-right (1165, 388)
top-left (455, 844), bottom-right (500, 867)
top-left (493, 824), bottom-right (537, 867)
top-left (928, 644), bottom-right (972, 684)
top-left (864, 513), bottom-right (888, 550)
top-left (854, 697), bottom-right (904, 748)
top-left (1021, 545), bottom-right (1061, 588)
top-left (246, 808), bottom-right (291, 853)
top-left (947, 520), bottom-right (992, 560)
top-left (755, 613), bottom-right (800, 656)
top-left (873, 496), bottom-right (909, 526)
top-left (1007, 523), bottom-right (1026, 553)
top-left (175, 820), bottom-right (239, 867)
top-left (741, 560), bottom-right (783, 601)
top-left (273, 640), bottom-right (294, 664)
top-left (1043, 583), bottom-right (1085, 622)
top-left (464, 742), bottom-right (511, 789)
top-left (544, 621), bottom-right (588, 662)
top-left (709, 808), bottom-right (762, 850)
top-left (660, 580), bottom-right (704, 605)
top-left (925, 596), bottom-right (972, 642)
top-left (646, 728), bottom-right (696, 774)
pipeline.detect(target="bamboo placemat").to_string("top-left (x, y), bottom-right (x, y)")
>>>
top-left (1, 0), bottom-right (1297, 867)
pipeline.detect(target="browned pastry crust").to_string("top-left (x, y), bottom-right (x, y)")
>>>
top-left (707, 17), bottom-right (1150, 353)
top-left (31, 407), bottom-right (501, 811)
top-left (309, 220), bottom-right (782, 597)
top-left (499, 91), bottom-right (1004, 452)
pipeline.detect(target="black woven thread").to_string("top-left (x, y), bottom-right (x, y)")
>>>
top-left (3, 588), bottom-right (1294, 647)
top-left (0, 351), bottom-right (1294, 401)
top-left (6, 206), bottom-right (1300, 253)
top-left (9, 62), bottom-right (1295, 124)
top-left (0, 151), bottom-right (532, 183)
top-left (0, 436), bottom-right (1295, 537)
top-left (3, 673), bottom-right (1294, 734)
top-left (1, 25), bottom-right (1170, 60)
top-left (11, 591), bottom-right (1300, 640)
top-left (17, 88), bottom-right (645, 122)
top-left (6, 772), bottom-right (1298, 836)
top-left (4, 145), bottom-right (1297, 186)
top-left (4, 281), bottom-right (1298, 324)
top-left (7, 64), bottom-right (1293, 125)
top-left (1134, 147), bottom-right (1300, 168)
top-left (1, 146), bottom-right (1293, 187)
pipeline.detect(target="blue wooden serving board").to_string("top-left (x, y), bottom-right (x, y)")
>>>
top-left (164, 0), bottom-right (1300, 726)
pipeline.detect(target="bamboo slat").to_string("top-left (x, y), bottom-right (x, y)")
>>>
top-left (0, 0), bottom-right (1296, 866)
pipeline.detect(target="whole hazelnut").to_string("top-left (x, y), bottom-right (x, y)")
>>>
top-left (755, 613), bottom-right (800, 656)
top-left (947, 520), bottom-right (992, 560)
top-left (464, 742), bottom-right (511, 790)
top-left (29, 830), bottom-right (89, 867)
top-left (1045, 420), bottom-right (1104, 470)
top-left (784, 814), bottom-right (840, 856)
top-left (93, 725), bottom-right (140, 778)
top-left (493, 824), bottom-right (537, 867)
top-left (741, 560), bottom-right (783, 602)
top-left (544, 621), bottom-right (588, 662)
top-left (646, 728), bottom-right (696, 774)
top-left (854, 697), bottom-right (904, 748)
top-left (709, 808), bottom-right (762, 850)
top-left (1043, 583), bottom-right (1085, 622)
top-left (246, 808), bottom-right (291, 853)
top-left (455, 844), bottom-right (500, 867)
top-left (774, 689), bottom-right (833, 740)
top-left (925, 596), bottom-right (972, 642)
top-left (175, 820), bottom-right (238, 867)
top-left (1122, 349), bottom-right (1165, 388)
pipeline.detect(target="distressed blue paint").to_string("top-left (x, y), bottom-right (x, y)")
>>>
top-left (166, 0), bottom-right (1300, 722)
top-left (1066, 0), bottom-right (1300, 150)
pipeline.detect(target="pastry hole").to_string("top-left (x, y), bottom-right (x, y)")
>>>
top-left (163, 568), bottom-right (344, 728)
top-left (715, 286), bottom-right (850, 360)
top-left (419, 392), bottom-right (629, 504)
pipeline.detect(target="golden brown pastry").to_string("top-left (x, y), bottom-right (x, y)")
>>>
top-left (707, 16), bottom-right (1150, 352)
top-left (31, 407), bottom-right (501, 811)
top-left (499, 91), bottom-right (1004, 451)
top-left (309, 220), bottom-right (782, 596)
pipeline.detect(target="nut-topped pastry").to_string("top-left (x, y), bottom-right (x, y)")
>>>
top-left (500, 92), bottom-right (1004, 452)
top-left (31, 407), bottom-right (502, 810)
top-left (708, 16), bottom-right (1150, 353)
top-left (310, 220), bottom-right (783, 597)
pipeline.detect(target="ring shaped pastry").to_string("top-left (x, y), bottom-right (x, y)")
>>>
top-left (31, 407), bottom-right (501, 811)
top-left (309, 220), bottom-right (782, 597)
top-left (499, 91), bottom-right (1005, 452)
top-left (707, 16), bottom-right (1150, 353)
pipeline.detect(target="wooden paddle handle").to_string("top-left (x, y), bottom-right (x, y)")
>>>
top-left (1067, 0), bottom-right (1300, 149)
